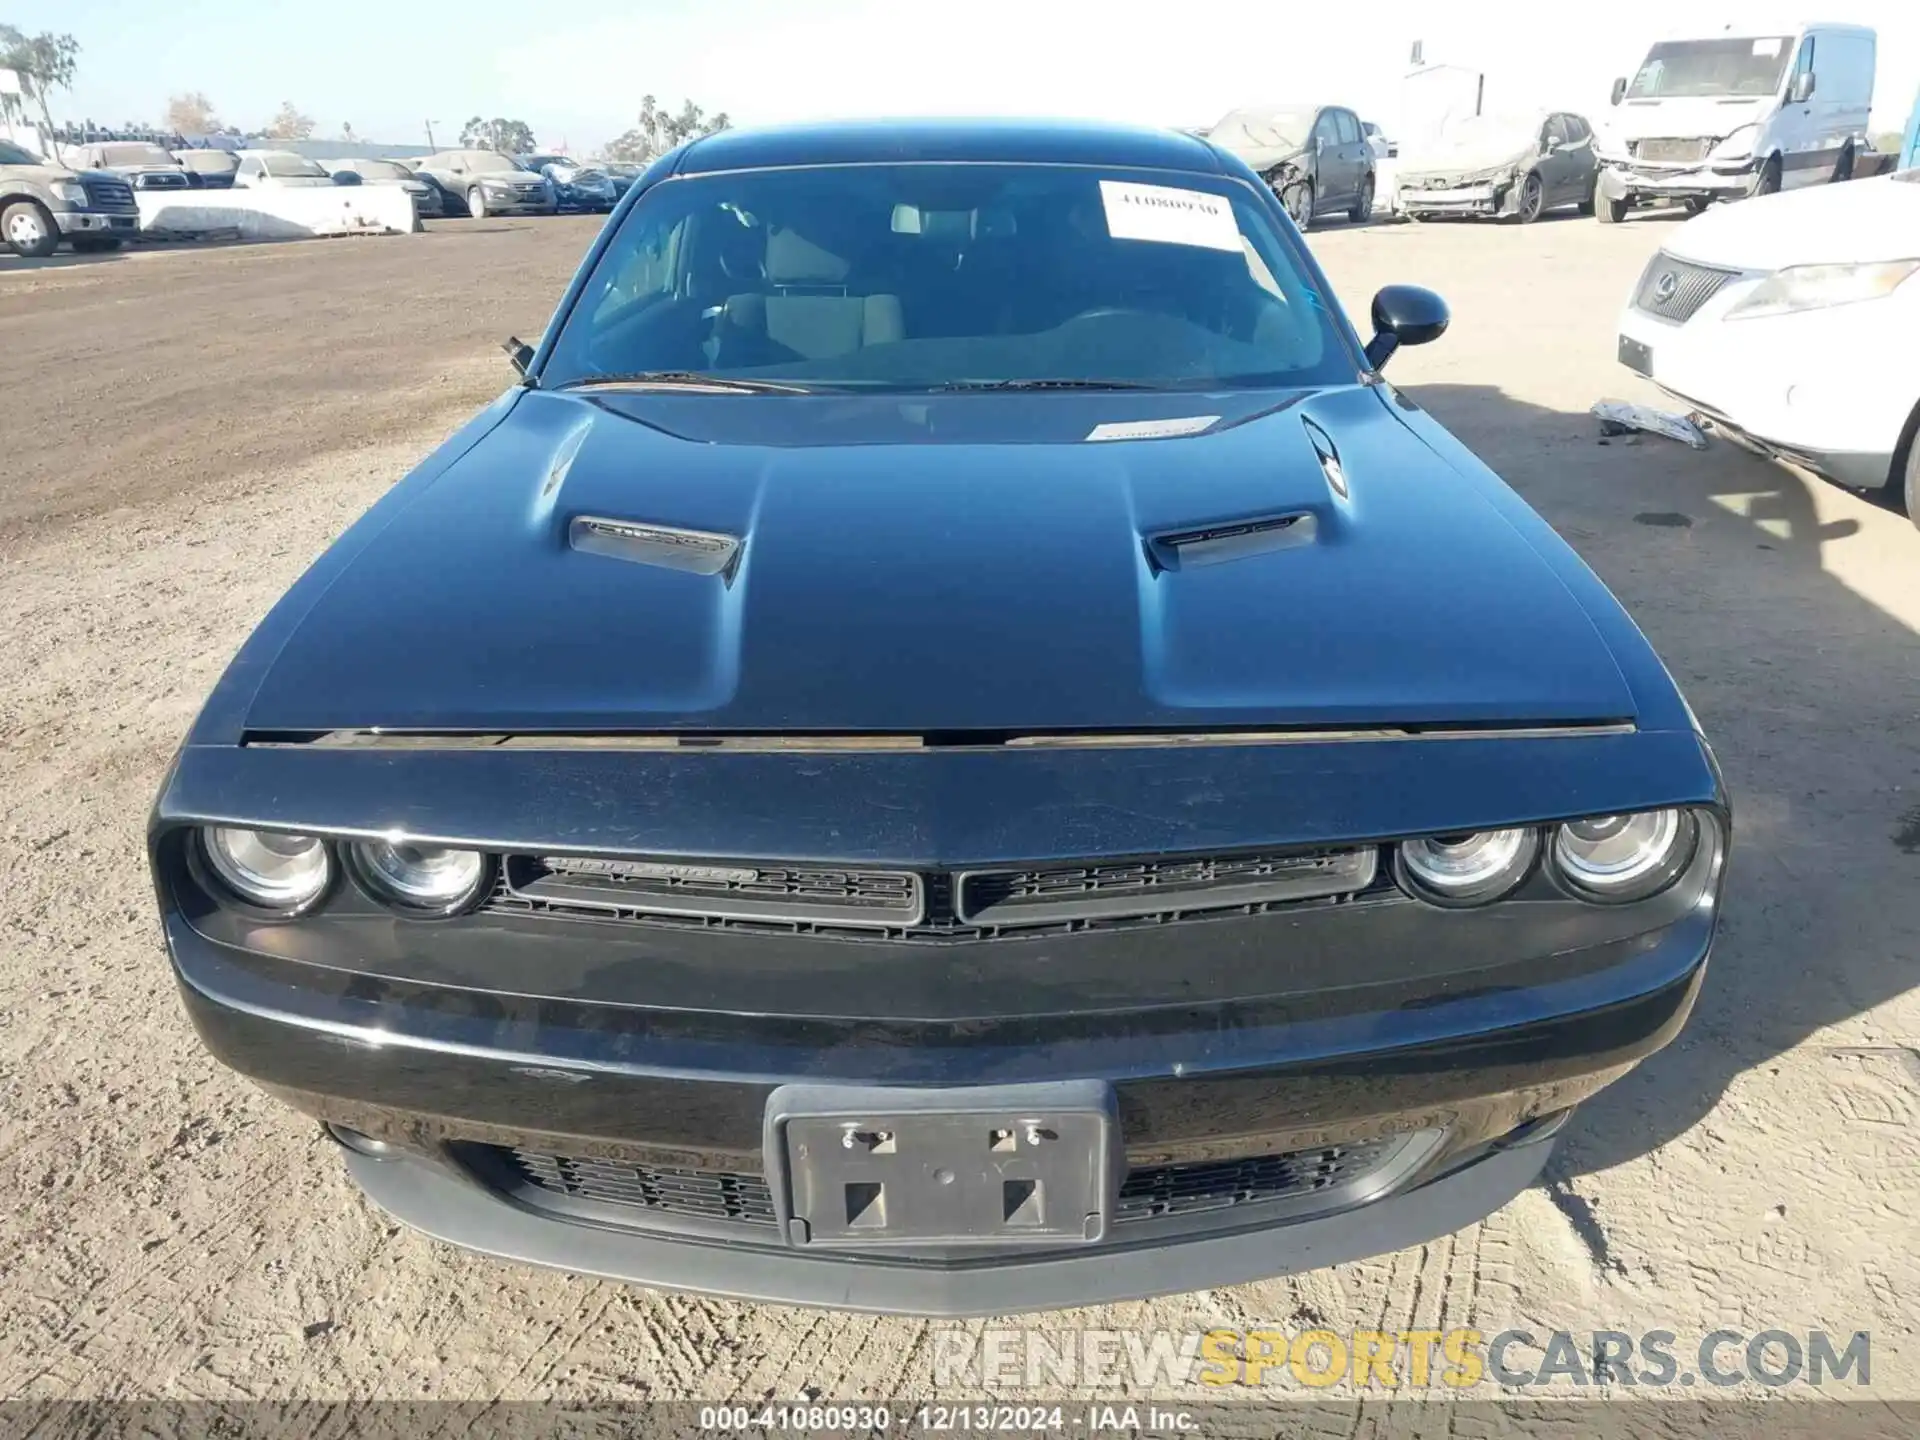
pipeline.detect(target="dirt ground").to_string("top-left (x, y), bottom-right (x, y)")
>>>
top-left (1, 212), bottom-right (1916, 1407)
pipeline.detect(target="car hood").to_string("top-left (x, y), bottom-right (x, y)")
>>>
top-left (1666, 172), bottom-right (1920, 270)
top-left (1598, 94), bottom-right (1773, 148)
top-left (1397, 121), bottom-right (1539, 180)
top-left (239, 386), bottom-right (1635, 735)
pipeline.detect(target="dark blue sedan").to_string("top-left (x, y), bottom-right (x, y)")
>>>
top-left (147, 117), bottom-right (1728, 1316)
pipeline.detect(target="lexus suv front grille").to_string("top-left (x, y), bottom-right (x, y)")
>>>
top-left (1632, 251), bottom-right (1741, 324)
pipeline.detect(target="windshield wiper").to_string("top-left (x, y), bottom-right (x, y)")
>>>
top-left (928, 378), bottom-right (1158, 392)
top-left (558, 371), bottom-right (821, 395)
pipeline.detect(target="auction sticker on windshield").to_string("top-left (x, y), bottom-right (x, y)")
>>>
top-left (1100, 180), bottom-right (1242, 251)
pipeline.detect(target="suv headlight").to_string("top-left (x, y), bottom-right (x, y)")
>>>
top-left (52, 180), bottom-right (89, 207)
top-left (1395, 828), bottom-right (1538, 907)
top-left (1727, 260), bottom-right (1920, 320)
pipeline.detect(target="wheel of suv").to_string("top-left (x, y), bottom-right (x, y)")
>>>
top-left (467, 186), bottom-right (489, 220)
top-left (1597, 194), bottom-right (1629, 224)
top-left (1512, 171), bottom-right (1546, 224)
top-left (2, 199), bottom-right (59, 258)
top-left (1751, 154), bottom-right (1783, 198)
top-left (1349, 175), bottom-right (1375, 224)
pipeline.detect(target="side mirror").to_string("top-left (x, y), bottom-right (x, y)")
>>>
top-left (1789, 72), bottom-right (1815, 104)
top-left (1364, 285), bottom-right (1450, 371)
top-left (1610, 77), bottom-right (1627, 106)
top-left (502, 336), bottom-right (534, 379)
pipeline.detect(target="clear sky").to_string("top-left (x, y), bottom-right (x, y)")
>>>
top-left (11, 0), bottom-right (1918, 151)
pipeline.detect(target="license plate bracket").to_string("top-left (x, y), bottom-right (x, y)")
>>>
top-left (764, 1081), bottom-right (1120, 1249)
top-left (1618, 333), bottom-right (1654, 377)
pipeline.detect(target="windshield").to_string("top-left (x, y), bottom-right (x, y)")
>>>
top-left (263, 155), bottom-right (329, 178)
top-left (466, 152), bottom-right (526, 173)
top-left (0, 139), bottom-right (45, 166)
top-left (525, 155), bottom-right (569, 169)
top-left (177, 151), bottom-right (236, 172)
top-left (1627, 37), bottom-right (1793, 99)
top-left (100, 143), bottom-right (174, 167)
top-left (542, 161), bottom-right (1354, 393)
top-left (1208, 107), bottom-right (1317, 154)
top-left (347, 160), bottom-right (407, 180)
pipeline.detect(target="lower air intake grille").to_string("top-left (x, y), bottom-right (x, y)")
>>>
top-left (1113, 1140), bottom-right (1401, 1222)
top-left (505, 1150), bottom-right (779, 1226)
top-left (490, 1138), bottom-right (1403, 1232)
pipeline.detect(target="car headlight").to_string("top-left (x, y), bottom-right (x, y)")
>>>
top-left (52, 180), bottom-right (89, 207)
top-left (1709, 125), bottom-right (1759, 162)
top-left (1727, 260), bottom-right (1920, 320)
top-left (347, 838), bottom-right (488, 913)
top-left (200, 827), bottom-right (332, 911)
top-left (1395, 827), bottom-right (1538, 907)
top-left (1550, 809), bottom-right (1697, 903)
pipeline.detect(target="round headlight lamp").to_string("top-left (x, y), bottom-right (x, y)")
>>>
top-left (347, 839), bottom-right (488, 914)
top-left (1395, 827), bottom-right (1538, 907)
top-left (1551, 808), bottom-right (1696, 902)
top-left (200, 827), bottom-right (332, 911)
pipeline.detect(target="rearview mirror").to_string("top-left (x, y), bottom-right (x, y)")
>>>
top-left (1364, 285), bottom-right (1450, 371)
top-left (1789, 71), bottom-right (1816, 104)
top-left (1610, 77), bottom-right (1627, 106)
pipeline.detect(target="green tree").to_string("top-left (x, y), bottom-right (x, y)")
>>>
top-left (0, 25), bottom-right (80, 142)
top-left (604, 95), bottom-right (730, 164)
top-left (458, 116), bottom-right (536, 153)
top-left (264, 101), bottom-right (315, 141)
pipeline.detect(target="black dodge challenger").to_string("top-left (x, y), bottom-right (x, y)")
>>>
top-left (148, 118), bottom-right (1728, 1315)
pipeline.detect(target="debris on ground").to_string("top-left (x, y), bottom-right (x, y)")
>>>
top-left (1591, 400), bottom-right (1710, 450)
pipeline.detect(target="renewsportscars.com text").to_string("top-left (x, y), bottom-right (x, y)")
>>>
top-left (932, 1328), bottom-right (1871, 1391)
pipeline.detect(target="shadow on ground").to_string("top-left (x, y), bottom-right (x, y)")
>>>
top-left (1402, 380), bottom-right (1920, 1182)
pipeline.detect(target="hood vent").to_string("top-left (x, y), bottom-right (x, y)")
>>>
top-left (1147, 512), bottom-right (1317, 571)
top-left (569, 515), bottom-right (741, 579)
top-left (1301, 417), bottom-right (1349, 499)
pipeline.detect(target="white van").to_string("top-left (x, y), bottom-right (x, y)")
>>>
top-left (1593, 23), bottom-right (1875, 221)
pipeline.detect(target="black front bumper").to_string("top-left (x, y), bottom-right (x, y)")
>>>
top-left (167, 895), bottom-right (1712, 1313)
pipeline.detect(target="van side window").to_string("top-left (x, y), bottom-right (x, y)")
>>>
top-left (1792, 35), bottom-right (1816, 82)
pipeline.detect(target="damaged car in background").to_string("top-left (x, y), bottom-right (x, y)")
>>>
top-left (1206, 102), bottom-right (1377, 228)
top-left (1397, 111), bottom-right (1597, 224)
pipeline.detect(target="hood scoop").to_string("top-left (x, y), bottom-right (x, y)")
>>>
top-left (1147, 511), bottom-right (1318, 571)
top-left (569, 515), bottom-right (742, 580)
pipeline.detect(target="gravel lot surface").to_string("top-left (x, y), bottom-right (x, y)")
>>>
top-left (2, 213), bottom-right (1915, 1407)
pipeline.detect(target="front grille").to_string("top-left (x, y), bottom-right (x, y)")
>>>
top-left (1632, 251), bottom-right (1740, 323)
top-left (500, 855), bottom-right (925, 929)
top-left (492, 1138), bottom-right (1403, 1232)
top-left (958, 848), bottom-right (1376, 927)
top-left (82, 178), bottom-right (136, 210)
top-left (1630, 137), bottom-right (1711, 164)
top-left (132, 171), bottom-right (188, 190)
top-left (484, 843), bottom-right (1379, 940)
